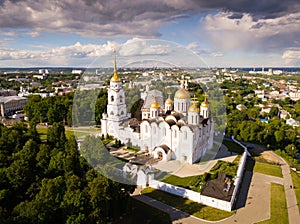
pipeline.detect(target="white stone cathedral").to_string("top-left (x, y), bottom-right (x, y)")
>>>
top-left (101, 51), bottom-right (214, 164)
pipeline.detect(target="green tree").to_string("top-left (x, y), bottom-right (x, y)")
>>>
top-left (47, 122), bottom-right (67, 149)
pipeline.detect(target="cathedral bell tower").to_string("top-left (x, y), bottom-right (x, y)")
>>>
top-left (106, 49), bottom-right (128, 122)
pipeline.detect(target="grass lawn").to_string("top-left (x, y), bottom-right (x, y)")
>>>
top-left (222, 140), bottom-right (244, 154)
top-left (141, 188), bottom-right (235, 221)
top-left (162, 174), bottom-right (201, 191)
top-left (291, 171), bottom-right (300, 214)
top-left (113, 198), bottom-right (171, 224)
top-left (253, 161), bottom-right (283, 178)
top-left (37, 127), bottom-right (48, 140)
top-left (37, 126), bottom-right (97, 141)
top-left (257, 183), bottom-right (288, 224)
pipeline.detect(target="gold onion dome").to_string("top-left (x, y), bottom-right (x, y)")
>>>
top-left (150, 100), bottom-right (160, 109)
top-left (165, 98), bottom-right (173, 104)
top-left (174, 88), bottom-right (190, 99)
top-left (165, 94), bottom-right (173, 104)
top-left (201, 94), bottom-right (210, 108)
top-left (110, 48), bottom-right (121, 82)
top-left (188, 103), bottom-right (200, 112)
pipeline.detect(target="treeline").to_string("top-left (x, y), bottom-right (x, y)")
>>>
top-left (24, 89), bottom-right (107, 126)
top-left (0, 122), bottom-right (135, 224)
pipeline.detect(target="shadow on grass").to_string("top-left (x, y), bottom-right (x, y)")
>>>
top-left (141, 188), bottom-right (234, 221)
top-left (113, 197), bottom-right (171, 224)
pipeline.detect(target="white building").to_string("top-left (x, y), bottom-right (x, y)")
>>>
top-left (286, 118), bottom-right (300, 127)
top-left (101, 51), bottom-right (214, 164)
top-left (0, 96), bottom-right (28, 117)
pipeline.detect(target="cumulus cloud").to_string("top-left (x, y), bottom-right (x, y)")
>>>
top-left (119, 38), bottom-right (172, 56)
top-left (0, 38), bottom-right (181, 66)
top-left (202, 11), bottom-right (300, 51)
top-left (282, 48), bottom-right (300, 65)
top-left (283, 49), bottom-right (300, 59)
top-left (186, 42), bottom-right (223, 57)
top-left (0, 0), bottom-right (299, 38)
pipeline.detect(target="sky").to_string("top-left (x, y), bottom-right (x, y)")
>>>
top-left (0, 0), bottom-right (300, 68)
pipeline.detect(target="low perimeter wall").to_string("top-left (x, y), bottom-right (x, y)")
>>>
top-left (146, 137), bottom-right (249, 211)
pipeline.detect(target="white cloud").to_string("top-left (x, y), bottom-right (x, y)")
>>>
top-left (0, 38), bottom-right (180, 67)
top-left (282, 48), bottom-right (300, 65)
top-left (283, 49), bottom-right (300, 59)
top-left (119, 38), bottom-right (172, 56)
top-left (211, 52), bottom-right (224, 57)
top-left (202, 11), bottom-right (300, 51)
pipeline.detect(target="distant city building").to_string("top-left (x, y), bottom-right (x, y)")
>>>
top-left (72, 69), bottom-right (83, 74)
top-left (33, 73), bottom-right (47, 80)
top-left (286, 118), bottom-right (300, 127)
top-left (0, 96), bottom-right (28, 117)
top-left (236, 104), bottom-right (247, 111)
top-left (289, 92), bottom-right (300, 101)
top-left (0, 89), bottom-right (16, 96)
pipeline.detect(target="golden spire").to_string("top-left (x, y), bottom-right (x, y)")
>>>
top-left (111, 48), bottom-right (121, 82)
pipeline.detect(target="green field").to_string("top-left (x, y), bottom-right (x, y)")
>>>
top-left (161, 174), bottom-right (202, 191)
top-left (37, 127), bottom-right (100, 140)
top-left (257, 183), bottom-right (288, 224)
top-left (253, 161), bottom-right (283, 178)
top-left (291, 171), bottom-right (300, 214)
top-left (141, 188), bottom-right (235, 221)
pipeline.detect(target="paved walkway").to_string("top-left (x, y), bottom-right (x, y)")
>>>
top-left (131, 151), bottom-right (300, 223)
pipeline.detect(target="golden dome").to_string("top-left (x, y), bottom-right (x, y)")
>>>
top-left (165, 98), bottom-right (173, 104)
top-left (201, 94), bottom-right (210, 108)
top-left (150, 101), bottom-right (160, 109)
top-left (201, 101), bottom-right (210, 108)
top-left (110, 73), bottom-right (121, 82)
top-left (188, 104), bottom-right (200, 112)
top-left (174, 88), bottom-right (190, 99)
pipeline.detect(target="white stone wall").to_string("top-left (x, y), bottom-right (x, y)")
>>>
top-left (148, 180), bottom-right (233, 211)
top-left (143, 137), bottom-right (249, 212)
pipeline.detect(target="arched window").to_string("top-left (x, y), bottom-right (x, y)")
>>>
top-left (120, 96), bottom-right (123, 103)
top-left (111, 95), bottom-right (114, 102)
top-left (145, 125), bottom-right (148, 133)
top-left (174, 130), bottom-right (177, 138)
top-left (184, 131), bottom-right (187, 140)
top-left (110, 111), bottom-right (114, 115)
top-left (163, 127), bottom-right (166, 136)
top-left (121, 111), bottom-right (124, 115)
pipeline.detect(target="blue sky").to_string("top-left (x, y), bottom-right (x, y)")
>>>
top-left (0, 0), bottom-right (299, 67)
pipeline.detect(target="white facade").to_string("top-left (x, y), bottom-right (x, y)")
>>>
top-left (101, 53), bottom-right (214, 164)
top-left (0, 96), bottom-right (28, 117)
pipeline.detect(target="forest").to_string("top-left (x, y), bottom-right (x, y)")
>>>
top-left (0, 122), bottom-right (135, 224)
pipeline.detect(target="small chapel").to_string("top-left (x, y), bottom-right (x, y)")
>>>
top-left (101, 50), bottom-right (214, 164)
